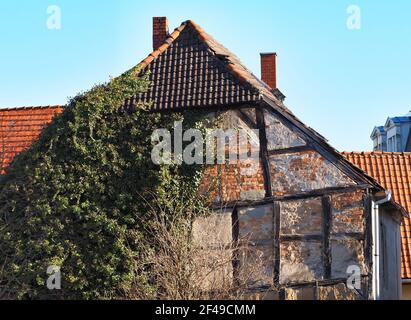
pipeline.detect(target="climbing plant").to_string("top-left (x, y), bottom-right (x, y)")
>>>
top-left (0, 67), bottom-right (210, 300)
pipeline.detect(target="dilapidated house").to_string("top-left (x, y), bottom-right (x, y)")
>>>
top-left (0, 17), bottom-right (406, 300)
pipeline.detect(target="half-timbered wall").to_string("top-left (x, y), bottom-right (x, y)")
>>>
top-left (196, 106), bottom-right (372, 300)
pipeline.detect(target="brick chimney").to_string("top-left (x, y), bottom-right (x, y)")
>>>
top-left (153, 17), bottom-right (169, 51)
top-left (260, 52), bottom-right (285, 102)
top-left (260, 53), bottom-right (277, 90)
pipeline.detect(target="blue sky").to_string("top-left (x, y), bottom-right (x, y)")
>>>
top-left (1, 0), bottom-right (411, 151)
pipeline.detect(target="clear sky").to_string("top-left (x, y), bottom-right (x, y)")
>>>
top-left (1, 0), bottom-right (411, 151)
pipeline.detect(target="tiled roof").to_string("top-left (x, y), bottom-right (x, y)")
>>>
top-left (0, 20), bottom-right (384, 192)
top-left (130, 20), bottom-right (275, 112)
top-left (0, 19), bottom-right (353, 181)
top-left (342, 152), bottom-right (411, 279)
top-left (0, 106), bottom-right (64, 174)
top-left (130, 20), bottom-right (390, 191)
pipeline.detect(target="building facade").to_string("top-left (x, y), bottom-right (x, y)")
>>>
top-left (0, 17), bottom-right (406, 300)
top-left (371, 113), bottom-right (411, 152)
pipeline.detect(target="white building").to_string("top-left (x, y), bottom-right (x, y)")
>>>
top-left (371, 112), bottom-right (411, 152)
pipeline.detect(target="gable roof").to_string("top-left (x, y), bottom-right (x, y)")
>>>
top-left (130, 20), bottom-right (392, 190)
top-left (0, 19), bottom-right (396, 195)
top-left (130, 20), bottom-right (275, 112)
top-left (0, 20), bottom-right (397, 191)
top-left (0, 106), bottom-right (64, 174)
top-left (371, 126), bottom-right (386, 138)
top-left (385, 116), bottom-right (411, 128)
top-left (342, 152), bottom-right (411, 280)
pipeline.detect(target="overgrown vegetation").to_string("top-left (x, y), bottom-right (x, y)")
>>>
top-left (124, 192), bottom-right (269, 300)
top-left (0, 67), bottom-right (211, 300)
top-left (127, 194), bottom-right (264, 300)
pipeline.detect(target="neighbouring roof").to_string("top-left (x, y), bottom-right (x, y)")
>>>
top-left (385, 116), bottom-right (411, 128)
top-left (343, 152), bottom-right (411, 280)
top-left (371, 126), bottom-right (386, 138)
top-left (0, 106), bottom-right (64, 174)
top-left (392, 117), bottom-right (411, 123)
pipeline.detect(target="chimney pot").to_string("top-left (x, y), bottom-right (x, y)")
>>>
top-left (153, 17), bottom-right (169, 51)
top-left (260, 53), bottom-right (277, 90)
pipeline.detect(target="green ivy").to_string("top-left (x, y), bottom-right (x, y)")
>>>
top-left (0, 67), bottom-right (209, 300)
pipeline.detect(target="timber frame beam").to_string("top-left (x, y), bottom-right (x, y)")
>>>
top-left (211, 184), bottom-right (372, 210)
top-left (255, 107), bottom-right (273, 198)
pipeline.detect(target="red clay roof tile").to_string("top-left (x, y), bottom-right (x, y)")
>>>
top-left (133, 20), bottom-right (280, 112)
top-left (0, 106), bottom-right (64, 174)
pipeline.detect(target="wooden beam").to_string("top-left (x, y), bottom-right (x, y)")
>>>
top-left (232, 208), bottom-right (240, 287)
top-left (322, 196), bottom-right (332, 279)
top-left (280, 234), bottom-right (323, 242)
top-left (268, 145), bottom-right (313, 156)
top-left (273, 201), bottom-right (281, 287)
top-left (255, 108), bottom-right (272, 198)
top-left (279, 288), bottom-right (286, 300)
top-left (255, 232), bottom-right (363, 243)
top-left (211, 184), bottom-right (372, 210)
top-left (280, 275), bottom-right (369, 289)
top-left (242, 276), bottom-right (370, 298)
top-left (236, 109), bottom-right (257, 129)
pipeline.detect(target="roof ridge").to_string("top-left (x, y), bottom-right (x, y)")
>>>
top-left (137, 19), bottom-right (274, 99)
top-left (135, 19), bottom-right (384, 193)
top-left (342, 151), bottom-right (411, 156)
top-left (0, 105), bottom-right (64, 112)
top-left (186, 20), bottom-right (272, 95)
top-left (138, 21), bottom-right (189, 69)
